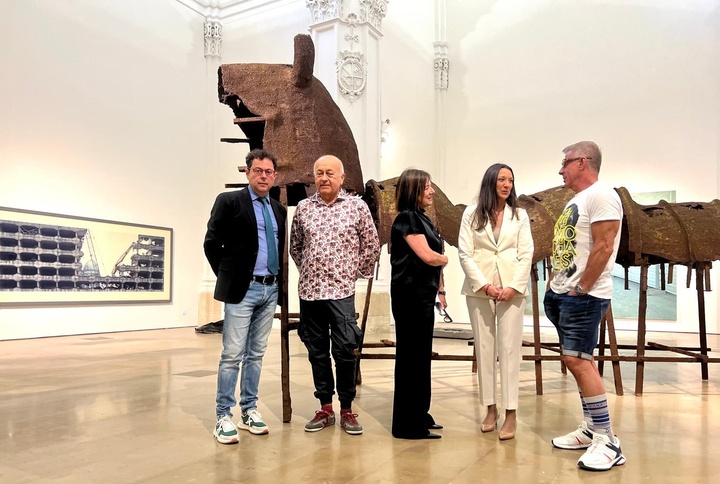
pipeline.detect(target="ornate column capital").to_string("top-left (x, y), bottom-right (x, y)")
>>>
top-left (306, 0), bottom-right (343, 23)
top-left (204, 19), bottom-right (222, 58)
top-left (307, 0), bottom-right (388, 30)
top-left (359, 0), bottom-right (389, 30)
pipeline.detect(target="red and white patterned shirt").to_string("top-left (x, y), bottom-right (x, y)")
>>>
top-left (290, 190), bottom-right (380, 301)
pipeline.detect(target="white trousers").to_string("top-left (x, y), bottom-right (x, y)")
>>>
top-left (466, 296), bottom-right (525, 410)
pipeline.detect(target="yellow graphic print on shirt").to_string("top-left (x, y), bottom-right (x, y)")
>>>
top-left (552, 204), bottom-right (579, 278)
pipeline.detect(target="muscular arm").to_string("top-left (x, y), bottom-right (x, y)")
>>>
top-left (405, 234), bottom-right (448, 267)
top-left (575, 219), bottom-right (620, 293)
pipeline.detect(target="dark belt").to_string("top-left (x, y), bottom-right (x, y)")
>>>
top-left (252, 275), bottom-right (277, 285)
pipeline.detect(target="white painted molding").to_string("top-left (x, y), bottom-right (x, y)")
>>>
top-left (433, 41), bottom-right (449, 90)
top-left (204, 20), bottom-right (223, 57)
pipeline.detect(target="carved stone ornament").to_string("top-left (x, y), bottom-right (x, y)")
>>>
top-left (306, 0), bottom-right (342, 23)
top-left (359, 0), bottom-right (389, 30)
top-left (434, 57), bottom-right (449, 90)
top-left (336, 14), bottom-right (367, 103)
top-left (336, 52), bottom-right (367, 102)
top-left (203, 19), bottom-right (222, 58)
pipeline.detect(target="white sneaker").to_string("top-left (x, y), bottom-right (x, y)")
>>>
top-left (238, 408), bottom-right (269, 435)
top-left (213, 415), bottom-right (239, 444)
top-left (552, 421), bottom-right (595, 450)
top-left (578, 433), bottom-right (626, 471)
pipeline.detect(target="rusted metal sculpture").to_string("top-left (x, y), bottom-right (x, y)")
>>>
top-left (363, 178), bottom-right (467, 248)
top-left (364, 178), bottom-right (720, 394)
top-left (217, 34), bottom-right (719, 419)
top-left (218, 34), bottom-right (365, 205)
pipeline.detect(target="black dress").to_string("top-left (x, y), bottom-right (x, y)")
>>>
top-left (390, 209), bottom-right (442, 439)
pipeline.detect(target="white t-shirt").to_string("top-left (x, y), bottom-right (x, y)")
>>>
top-left (550, 181), bottom-right (622, 299)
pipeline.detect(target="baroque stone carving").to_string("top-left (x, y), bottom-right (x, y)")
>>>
top-left (306, 0), bottom-right (342, 23)
top-left (359, 0), bottom-right (389, 30)
top-left (336, 14), bottom-right (367, 103)
top-left (203, 19), bottom-right (222, 58)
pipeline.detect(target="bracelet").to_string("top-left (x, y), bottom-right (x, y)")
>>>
top-left (483, 286), bottom-right (490, 295)
top-left (438, 291), bottom-right (446, 296)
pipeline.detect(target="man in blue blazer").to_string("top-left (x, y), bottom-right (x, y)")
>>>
top-left (204, 149), bottom-right (287, 443)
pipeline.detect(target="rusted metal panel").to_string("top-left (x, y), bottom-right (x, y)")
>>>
top-left (218, 34), bottom-right (365, 204)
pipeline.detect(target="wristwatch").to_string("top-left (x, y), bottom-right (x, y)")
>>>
top-left (438, 291), bottom-right (446, 296)
top-left (574, 284), bottom-right (588, 295)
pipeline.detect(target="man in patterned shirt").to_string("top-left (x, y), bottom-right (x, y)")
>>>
top-left (290, 154), bottom-right (380, 435)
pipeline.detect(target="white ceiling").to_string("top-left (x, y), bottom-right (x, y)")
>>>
top-left (176, 0), bottom-right (302, 23)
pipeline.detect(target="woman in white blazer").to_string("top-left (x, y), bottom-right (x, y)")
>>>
top-left (458, 163), bottom-right (533, 441)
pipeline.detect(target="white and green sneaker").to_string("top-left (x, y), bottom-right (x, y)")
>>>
top-left (238, 409), bottom-right (269, 435)
top-left (214, 415), bottom-right (239, 444)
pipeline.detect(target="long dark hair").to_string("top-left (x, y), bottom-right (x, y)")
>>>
top-left (472, 163), bottom-right (518, 231)
top-left (395, 168), bottom-right (431, 212)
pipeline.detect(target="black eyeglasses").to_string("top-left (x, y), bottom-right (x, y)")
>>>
top-left (434, 301), bottom-right (453, 323)
top-left (251, 168), bottom-right (276, 177)
top-left (560, 156), bottom-right (591, 168)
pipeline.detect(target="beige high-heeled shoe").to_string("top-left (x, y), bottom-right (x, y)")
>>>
top-left (481, 412), bottom-right (498, 433)
top-left (498, 415), bottom-right (517, 440)
top-left (498, 427), bottom-right (516, 440)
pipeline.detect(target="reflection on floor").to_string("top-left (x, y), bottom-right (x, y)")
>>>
top-left (1, 327), bottom-right (718, 483)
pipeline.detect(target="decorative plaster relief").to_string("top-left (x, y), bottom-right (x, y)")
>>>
top-left (204, 19), bottom-right (222, 57)
top-left (434, 57), bottom-right (449, 90)
top-left (359, 0), bottom-right (389, 30)
top-left (336, 14), bottom-right (367, 103)
top-left (306, 0), bottom-right (342, 23)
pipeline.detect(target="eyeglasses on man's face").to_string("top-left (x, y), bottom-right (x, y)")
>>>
top-left (251, 168), bottom-right (276, 177)
top-left (560, 156), bottom-right (591, 168)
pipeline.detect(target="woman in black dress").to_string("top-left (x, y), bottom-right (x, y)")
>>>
top-left (390, 168), bottom-right (448, 439)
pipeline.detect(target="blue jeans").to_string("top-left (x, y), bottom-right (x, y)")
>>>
top-left (543, 289), bottom-right (610, 361)
top-left (216, 281), bottom-right (278, 418)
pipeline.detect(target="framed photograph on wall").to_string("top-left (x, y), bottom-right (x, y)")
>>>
top-left (0, 206), bottom-right (173, 305)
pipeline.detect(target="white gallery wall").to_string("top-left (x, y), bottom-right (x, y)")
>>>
top-left (1, 0), bottom-right (718, 339)
top-left (0, 0), bottom-right (210, 339)
top-left (379, 0), bottom-right (720, 334)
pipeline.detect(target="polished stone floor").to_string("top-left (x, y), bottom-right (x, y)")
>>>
top-left (1, 326), bottom-right (719, 483)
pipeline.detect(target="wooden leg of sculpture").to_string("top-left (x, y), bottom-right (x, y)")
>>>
top-left (598, 313), bottom-right (607, 377)
top-left (530, 265), bottom-right (543, 395)
top-left (697, 264), bottom-right (709, 380)
top-left (604, 304), bottom-right (623, 395)
top-left (634, 263), bottom-right (648, 396)
top-left (355, 274), bottom-right (374, 385)
top-left (279, 187), bottom-right (292, 422)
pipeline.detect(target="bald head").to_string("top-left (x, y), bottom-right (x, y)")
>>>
top-left (314, 155), bottom-right (346, 203)
top-left (313, 155), bottom-right (345, 174)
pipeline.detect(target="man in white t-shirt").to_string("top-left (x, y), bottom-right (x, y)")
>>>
top-left (543, 141), bottom-right (625, 472)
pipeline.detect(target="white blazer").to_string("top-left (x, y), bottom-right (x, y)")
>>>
top-left (458, 204), bottom-right (534, 298)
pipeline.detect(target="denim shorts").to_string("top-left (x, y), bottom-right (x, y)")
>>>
top-left (543, 289), bottom-right (610, 360)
